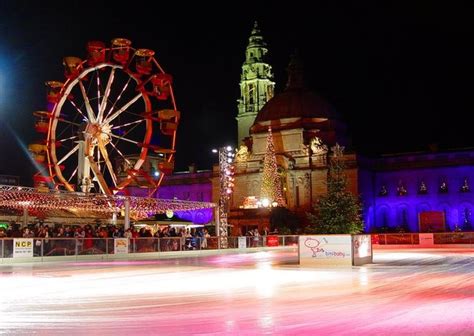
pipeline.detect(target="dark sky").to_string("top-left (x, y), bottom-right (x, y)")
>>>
top-left (1, 1), bottom-right (473, 186)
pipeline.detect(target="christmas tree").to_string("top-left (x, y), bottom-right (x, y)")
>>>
top-left (260, 127), bottom-right (286, 206)
top-left (305, 144), bottom-right (364, 234)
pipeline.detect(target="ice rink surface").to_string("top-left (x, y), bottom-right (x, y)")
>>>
top-left (0, 248), bottom-right (473, 335)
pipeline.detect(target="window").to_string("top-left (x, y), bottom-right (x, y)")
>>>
top-left (248, 83), bottom-right (255, 105)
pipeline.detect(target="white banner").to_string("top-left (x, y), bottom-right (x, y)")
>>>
top-left (13, 239), bottom-right (34, 258)
top-left (238, 236), bottom-right (247, 249)
top-left (114, 238), bottom-right (129, 254)
top-left (299, 235), bottom-right (352, 266)
top-left (353, 235), bottom-right (372, 258)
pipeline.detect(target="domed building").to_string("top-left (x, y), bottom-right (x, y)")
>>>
top-left (156, 22), bottom-right (474, 236)
top-left (215, 23), bottom-right (359, 235)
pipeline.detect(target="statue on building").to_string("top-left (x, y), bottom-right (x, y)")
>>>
top-left (331, 143), bottom-right (345, 158)
top-left (397, 180), bottom-right (407, 196)
top-left (288, 158), bottom-right (295, 170)
top-left (379, 185), bottom-right (388, 196)
top-left (418, 181), bottom-right (428, 194)
top-left (235, 145), bottom-right (249, 163)
top-left (310, 137), bottom-right (328, 155)
top-left (461, 178), bottom-right (470, 192)
top-left (439, 181), bottom-right (448, 193)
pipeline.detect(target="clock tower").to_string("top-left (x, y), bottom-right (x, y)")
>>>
top-left (236, 21), bottom-right (275, 145)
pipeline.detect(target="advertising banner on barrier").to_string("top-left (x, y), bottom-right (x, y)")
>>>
top-left (299, 235), bottom-right (352, 266)
top-left (352, 234), bottom-right (373, 266)
top-left (419, 233), bottom-right (434, 247)
top-left (266, 235), bottom-right (279, 247)
top-left (353, 235), bottom-right (372, 258)
top-left (238, 236), bottom-right (247, 249)
top-left (13, 238), bottom-right (34, 258)
top-left (114, 238), bottom-right (129, 254)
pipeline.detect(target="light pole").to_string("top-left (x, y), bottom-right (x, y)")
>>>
top-left (212, 146), bottom-right (235, 248)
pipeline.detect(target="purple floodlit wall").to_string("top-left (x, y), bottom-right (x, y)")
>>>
top-left (127, 176), bottom-right (214, 224)
top-left (156, 181), bottom-right (213, 224)
top-left (359, 150), bottom-right (474, 233)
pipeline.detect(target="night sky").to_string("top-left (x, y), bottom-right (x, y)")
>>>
top-left (1, 1), bottom-right (473, 186)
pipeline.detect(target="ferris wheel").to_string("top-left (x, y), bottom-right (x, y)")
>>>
top-left (31, 38), bottom-right (179, 195)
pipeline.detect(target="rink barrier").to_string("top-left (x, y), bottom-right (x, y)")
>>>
top-left (372, 232), bottom-right (474, 248)
top-left (0, 235), bottom-right (299, 263)
top-left (0, 233), bottom-right (472, 263)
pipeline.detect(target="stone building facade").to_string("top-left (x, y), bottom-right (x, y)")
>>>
top-left (211, 24), bottom-right (358, 235)
top-left (359, 150), bottom-right (474, 233)
top-left (153, 23), bottom-right (473, 235)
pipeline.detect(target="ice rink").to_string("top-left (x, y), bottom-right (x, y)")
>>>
top-left (0, 248), bottom-right (473, 335)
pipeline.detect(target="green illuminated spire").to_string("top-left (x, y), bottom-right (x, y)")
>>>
top-left (246, 21), bottom-right (266, 58)
top-left (236, 21), bottom-right (275, 145)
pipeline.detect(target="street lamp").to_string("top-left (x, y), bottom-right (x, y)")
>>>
top-left (213, 146), bottom-right (235, 248)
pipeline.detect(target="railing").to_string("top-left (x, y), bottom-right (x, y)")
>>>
top-left (0, 235), bottom-right (300, 259)
top-left (373, 233), bottom-right (420, 245)
top-left (1, 233), bottom-right (472, 259)
top-left (433, 232), bottom-right (474, 245)
top-left (373, 232), bottom-right (474, 245)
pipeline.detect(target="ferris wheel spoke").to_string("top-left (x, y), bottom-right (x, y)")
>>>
top-left (97, 139), bottom-right (118, 187)
top-left (79, 80), bottom-right (96, 123)
top-left (96, 70), bottom-right (101, 115)
top-left (111, 119), bottom-right (144, 130)
top-left (110, 116), bottom-right (143, 142)
top-left (109, 142), bottom-right (132, 165)
top-left (87, 155), bottom-right (111, 195)
top-left (54, 127), bottom-right (80, 144)
top-left (105, 93), bottom-right (142, 124)
top-left (57, 135), bottom-right (79, 143)
top-left (68, 99), bottom-right (89, 122)
top-left (67, 167), bottom-right (78, 183)
top-left (57, 144), bottom-right (79, 165)
top-left (109, 133), bottom-right (139, 145)
top-left (58, 119), bottom-right (82, 127)
top-left (98, 68), bottom-right (115, 123)
top-left (96, 145), bottom-right (101, 172)
top-left (55, 126), bottom-right (75, 142)
top-left (103, 77), bottom-right (132, 121)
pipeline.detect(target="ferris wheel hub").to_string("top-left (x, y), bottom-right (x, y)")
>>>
top-left (84, 123), bottom-right (111, 145)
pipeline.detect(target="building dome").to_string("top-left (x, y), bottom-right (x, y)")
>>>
top-left (253, 53), bottom-right (335, 125)
top-left (254, 88), bottom-right (334, 123)
top-left (250, 53), bottom-right (347, 147)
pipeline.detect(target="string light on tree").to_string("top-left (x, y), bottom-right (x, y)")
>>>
top-left (260, 127), bottom-right (285, 207)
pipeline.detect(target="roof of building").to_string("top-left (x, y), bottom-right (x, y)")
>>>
top-left (253, 53), bottom-right (336, 124)
top-left (254, 88), bottom-right (335, 123)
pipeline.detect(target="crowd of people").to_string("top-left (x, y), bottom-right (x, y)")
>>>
top-left (0, 223), bottom-right (284, 256)
top-left (0, 223), bottom-right (213, 255)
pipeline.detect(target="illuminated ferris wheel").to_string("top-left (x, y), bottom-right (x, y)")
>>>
top-left (31, 38), bottom-right (179, 195)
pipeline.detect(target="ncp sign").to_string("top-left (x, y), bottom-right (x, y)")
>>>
top-left (13, 239), bottom-right (34, 258)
